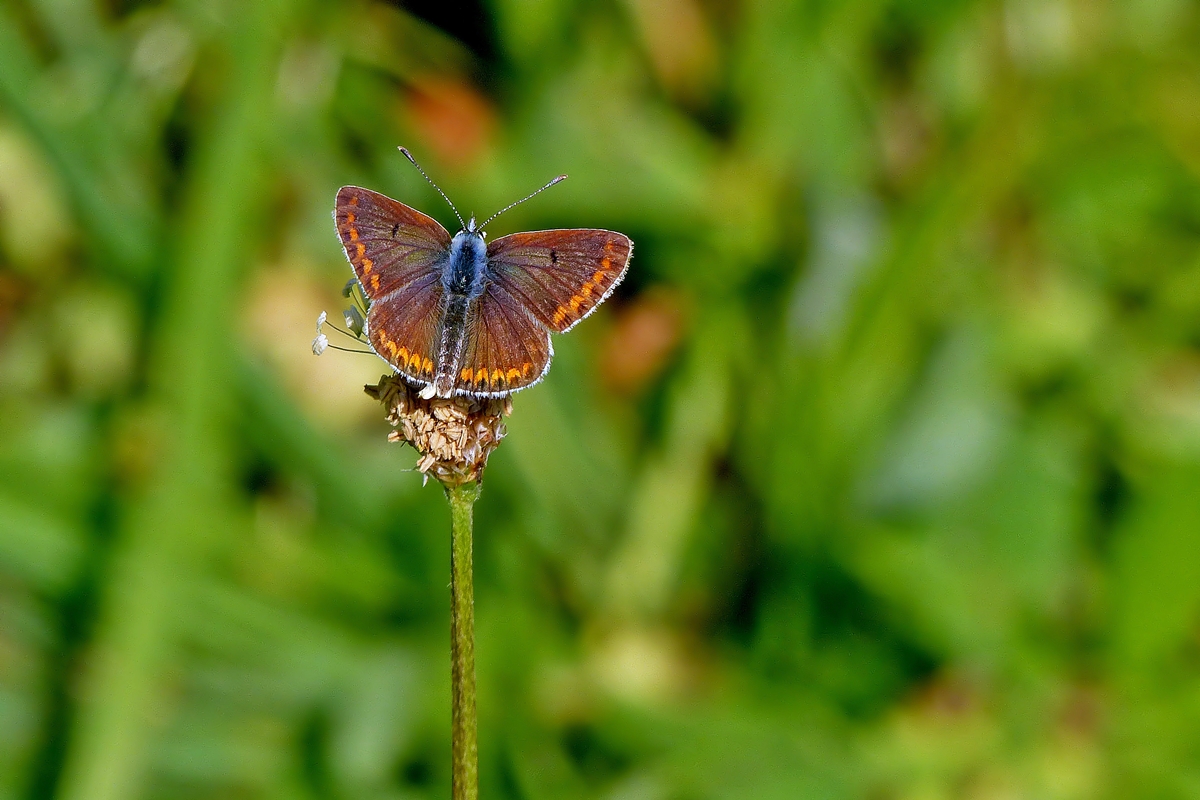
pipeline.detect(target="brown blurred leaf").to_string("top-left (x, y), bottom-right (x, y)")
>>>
top-left (404, 76), bottom-right (495, 168)
top-left (0, 270), bottom-right (24, 337)
top-left (880, 93), bottom-right (938, 189)
top-left (599, 287), bottom-right (688, 394)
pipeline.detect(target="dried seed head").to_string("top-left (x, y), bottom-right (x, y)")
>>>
top-left (365, 373), bottom-right (511, 487)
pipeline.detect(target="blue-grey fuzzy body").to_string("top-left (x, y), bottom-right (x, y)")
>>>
top-left (432, 228), bottom-right (489, 397)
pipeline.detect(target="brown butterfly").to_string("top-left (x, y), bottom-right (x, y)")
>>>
top-left (333, 149), bottom-right (632, 399)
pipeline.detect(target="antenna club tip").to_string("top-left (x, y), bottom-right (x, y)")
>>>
top-left (555, 174), bottom-right (568, 183)
top-left (398, 146), bottom-right (416, 161)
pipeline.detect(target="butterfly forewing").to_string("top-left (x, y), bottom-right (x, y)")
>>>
top-left (457, 285), bottom-right (552, 395)
top-left (485, 230), bottom-right (632, 333)
top-left (334, 186), bottom-right (451, 301)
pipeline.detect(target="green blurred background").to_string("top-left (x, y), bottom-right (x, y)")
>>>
top-left (2, 0), bottom-right (1200, 797)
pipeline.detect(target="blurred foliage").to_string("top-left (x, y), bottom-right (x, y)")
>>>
top-left (2, 0), bottom-right (1200, 798)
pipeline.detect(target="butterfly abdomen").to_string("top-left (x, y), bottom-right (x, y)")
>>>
top-left (432, 292), bottom-right (473, 397)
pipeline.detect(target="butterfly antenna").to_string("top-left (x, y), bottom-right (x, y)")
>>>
top-left (478, 174), bottom-right (568, 231)
top-left (399, 147), bottom-right (467, 230)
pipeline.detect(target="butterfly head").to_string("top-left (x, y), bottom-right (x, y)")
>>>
top-left (450, 226), bottom-right (488, 254)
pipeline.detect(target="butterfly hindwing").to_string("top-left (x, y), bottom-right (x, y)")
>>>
top-left (485, 229), bottom-right (632, 333)
top-left (456, 284), bottom-right (552, 396)
top-left (334, 186), bottom-right (451, 302)
top-left (368, 272), bottom-right (443, 386)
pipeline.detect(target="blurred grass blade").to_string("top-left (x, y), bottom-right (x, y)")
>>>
top-left (55, 3), bottom-right (286, 799)
top-left (0, 493), bottom-right (84, 592)
top-left (0, 5), bottom-right (159, 281)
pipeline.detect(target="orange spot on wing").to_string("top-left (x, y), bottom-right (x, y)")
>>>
top-left (380, 332), bottom-right (398, 357)
top-left (579, 282), bottom-right (593, 299)
top-left (362, 257), bottom-right (373, 273)
top-left (461, 367), bottom-right (473, 382)
top-left (370, 275), bottom-right (380, 292)
top-left (593, 271), bottom-right (607, 284)
top-left (553, 306), bottom-right (567, 325)
top-left (522, 361), bottom-right (533, 377)
top-left (398, 346), bottom-right (409, 364)
top-left (601, 257), bottom-right (612, 270)
top-left (491, 368), bottom-right (504, 383)
top-left (506, 368), bottom-right (521, 382)
top-left (349, 195), bottom-right (359, 206)
top-left (349, 227), bottom-right (359, 242)
top-left (422, 357), bottom-right (434, 375)
top-left (346, 213), bottom-right (355, 224)
top-left (604, 239), bottom-right (614, 252)
top-left (409, 353), bottom-right (422, 371)
top-left (356, 243), bottom-right (365, 259)
top-left (568, 295), bottom-right (583, 312)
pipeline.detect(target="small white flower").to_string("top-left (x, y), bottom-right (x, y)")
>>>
top-left (312, 333), bottom-right (328, 355)
top-left (316, 310), bottom-right (327, 333)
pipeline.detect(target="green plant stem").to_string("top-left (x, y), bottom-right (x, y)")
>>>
top-left (447, 481), bottom-right (481, 800)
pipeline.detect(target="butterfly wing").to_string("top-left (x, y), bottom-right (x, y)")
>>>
top-left (334, 186), bottom-right (451, 300)
top-left (334, 186), bottom-right (451, 385)
top-left (485, 229), bottom-right (632, 333)
top-left (367, 272), bottom-right (444, 385)
top-left (457, 283), bottom-right (553, 395)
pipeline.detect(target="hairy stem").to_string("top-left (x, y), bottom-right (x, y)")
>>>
top-left (447, 481), bottom-right (480, 800)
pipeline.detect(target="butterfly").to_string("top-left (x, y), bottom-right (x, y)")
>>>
top-left (333, 148), bottom-right (633, 399)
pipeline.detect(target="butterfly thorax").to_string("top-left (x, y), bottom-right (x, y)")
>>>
top-left (445, 230), bottom-right (488, 296)
top-left (432, 230), bottom-right (489, 396)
